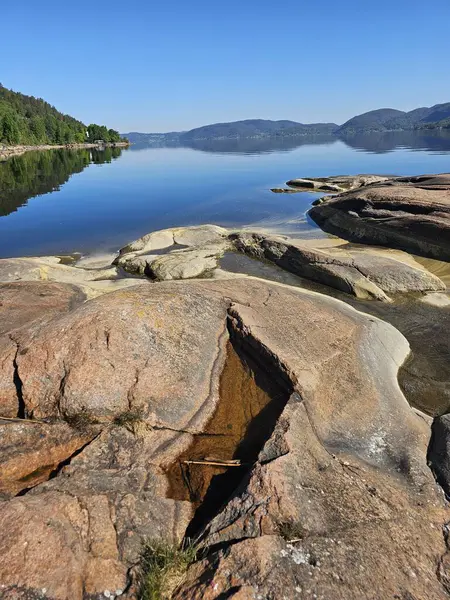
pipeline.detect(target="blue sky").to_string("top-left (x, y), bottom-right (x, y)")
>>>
top-left (3, 0), bottom-right (450, 132)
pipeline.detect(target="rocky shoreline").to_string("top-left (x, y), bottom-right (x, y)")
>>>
top-left (0, 174), bottom-right (449, 599)
top-left (0, 141), bottom-right (130, 161)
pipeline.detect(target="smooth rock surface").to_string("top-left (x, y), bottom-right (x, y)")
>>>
top-left (172, 279), bottom-right (449, 600)
top-left (231, 231), bottom-right (445, 300)
top-left (0, 256), bottom-right (148, 299)
top-left (116, 243), bottom-right (228, 280)
top-left (0, 281), bottom-right (86, 418)
top-left (118, 224), bottom-right (228, 255)
top-left (115, 225), bottom-right (230, 279)
top-left (309, 173), bottom-right (450, 261)
top-left (2, 284), bottom-right (230, 423)
top-left (0, 278), bottom-right (448, 599)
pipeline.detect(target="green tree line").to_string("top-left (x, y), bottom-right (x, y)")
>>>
top-left (0, 84), bottom-right (126, 145)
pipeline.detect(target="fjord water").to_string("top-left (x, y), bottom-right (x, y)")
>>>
top-left (1, 131), bottom-right (450, 258)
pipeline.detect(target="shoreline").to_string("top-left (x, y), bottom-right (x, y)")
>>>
top-left (0, 141), bottom-right (130, 162)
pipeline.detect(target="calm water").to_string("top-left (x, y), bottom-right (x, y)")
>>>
top-left (1, 131), bottom-right (450, 258)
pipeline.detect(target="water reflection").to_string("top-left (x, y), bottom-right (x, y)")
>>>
top-left (340, 129), bottom-right (450, 154)
top-left (0, 147), bottom-right (123, 217)
top-left (129, 130), bottom-right (450, 156)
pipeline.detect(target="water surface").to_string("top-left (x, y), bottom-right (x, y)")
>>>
top-left (1, 131), bottom-right (450, 257)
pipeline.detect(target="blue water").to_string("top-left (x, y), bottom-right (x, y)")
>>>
top-left (0, 133), bottom-right (449, 257)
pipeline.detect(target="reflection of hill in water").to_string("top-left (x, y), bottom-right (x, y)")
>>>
top-left (129, 135), bottom-right (338, 155)
top-left (0, 147), bottom-right (123, 217)
top-left (183, 135), bottom-right (338, 155)
top-left (129, 130), bottom-right (450, 156)
top-left (339, 130), bottom-right (450, 154)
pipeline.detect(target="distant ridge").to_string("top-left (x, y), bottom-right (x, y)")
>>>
top-left (337, 103), bottom-right (450, 134)
top-left (123, 103), bottom-right (450, 145)
top-left (122, 119), bottom-right (338, 145)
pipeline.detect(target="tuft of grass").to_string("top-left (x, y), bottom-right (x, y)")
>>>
top-left (64, 409), bottom-right (98, 431)
top-left (138, 539), bottom-right (198, 600)
top-left (113, 409), bottom-right (144, 428)
top-left (278, 520), bottom-right (307, 542)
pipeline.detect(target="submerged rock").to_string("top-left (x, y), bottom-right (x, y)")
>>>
top-left (309, 173), bottom-right (450, 261)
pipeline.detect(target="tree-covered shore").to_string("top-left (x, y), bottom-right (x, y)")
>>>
top-left (0, 84), bottom-right (127, 146)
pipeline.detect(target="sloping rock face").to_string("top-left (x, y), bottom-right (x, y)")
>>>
top-left (0, 256), bottom-right (148, 299)
top-left (0, 279), bottom-right (448, 599)
top-left (0, 284), bottom-right (230, 424)
top-left (0, 281), bottom-right (232, 599)
top-left (173, 280), bottom-right (450, 600)
top-left (231, 231), bottom-right (445, 301)
top-left (309, 174), bottom-right (450, 261)
top-left (0, 281), bottom-right (86, 418)
top-left (114, 225), bottom-right (230, 280)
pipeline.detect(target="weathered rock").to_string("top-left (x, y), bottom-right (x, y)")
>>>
top-left (115, 225), bottom-right (230, 279)
top-left (149, 244), bottom-right (229, 280)
top-left (0, 490), bottom-right (128, 599)
top-left (172, 279), bottom-right (449, 600)
top-left (0, 256), bottom-right (148, 299)
top-left (0, 420), bottom-right (98, 497)
top-left (309, 173), bottom-right (450, 261)
top-left (2, 284), bottom-right (230, 423)
top-left (0, 281), bottom-right (85, 336)
top-left (0, 282), bottom-right (86, 418)
top-left (230, 231), bottom-right (445, 300)
top-left (286, 174), bottom-right (389, 192)
top-left (118, 224), bottom-right (228, 256)
top-left (0, 281), bottom-right (232, 599)
top-left (0, 278), bottom-right (448, 599)
top-left (115, 243), bottom-right (228, 280)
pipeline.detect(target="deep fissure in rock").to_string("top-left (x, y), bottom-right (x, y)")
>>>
top-left (12, 349), bottom-right (26, 419)
top-left (165, 316), bottom-right (293, 540)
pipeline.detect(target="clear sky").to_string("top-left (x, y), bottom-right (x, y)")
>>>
top-left (3, 0), bottom-right (450, 132)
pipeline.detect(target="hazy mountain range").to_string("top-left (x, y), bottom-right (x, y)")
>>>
top-left (122, 102), bottom-right (450, 145)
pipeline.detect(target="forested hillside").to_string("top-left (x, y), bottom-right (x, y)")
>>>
top-left (338, 103), bottom-right (450, 134)
top-left (0, 84), bottom-right (123, 145)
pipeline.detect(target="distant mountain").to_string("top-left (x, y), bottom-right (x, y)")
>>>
top-left (180, 119), bottom-right (338, 141)
top-left (122, 103), bottom-right (450, 146)
top-left (338, 103), bottom-right (450, 134)
top-left (122, 119), bottom-right (338, 145)
top-left (337, 109), bottom-right (404, 134)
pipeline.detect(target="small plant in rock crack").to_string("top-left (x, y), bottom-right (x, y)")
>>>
top-left (138, 539), bottom-right (198, 600)
top-left (113, 409), bottom-right (145, 429)
top-left (64, 409), bottom-right (99, 431)
top-left (278, 520), bottom-right (307, 542)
